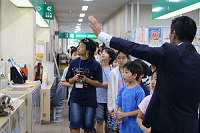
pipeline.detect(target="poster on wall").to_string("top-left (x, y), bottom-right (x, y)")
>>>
top-left (135, 28), bottom-right (148, 44)
top-left (163, 28), bottom-right (170, 43)
top-left (193, 28), bottom-right (200, 45)
top-left (36, 44), bottom-right (45, 61)
top-left (149, 28), bottom-right (161, 47)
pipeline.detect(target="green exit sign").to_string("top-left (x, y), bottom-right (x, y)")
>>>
top-left (59, 33), bottom-right (97, 39)
top-left (37, 4), bottom-right (54, 20)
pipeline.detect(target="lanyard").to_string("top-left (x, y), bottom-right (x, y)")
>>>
top-left (102, 66), bottom-right (111, 81)
top-left (79, 57), bottom-right (90, 74)
top-left (109, 111), bottom-right (118, 133)
top-left (119, 67), bottom-right (125, 86)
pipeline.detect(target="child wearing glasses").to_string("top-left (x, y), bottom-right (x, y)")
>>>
top-left (66, 38), bottom-right (102, 133)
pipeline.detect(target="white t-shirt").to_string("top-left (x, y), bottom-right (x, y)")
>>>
top-left (61, 66), bottom-right (72, 101)
top-left (61, 67), bottom-right (69, 81)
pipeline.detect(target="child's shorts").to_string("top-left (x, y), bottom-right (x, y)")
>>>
top-left (94, 103), bottom-right (108, 121)
top-left (69, 101), bottom-right (96, 131)
top-left (107, 114), bottom-right (120, 131)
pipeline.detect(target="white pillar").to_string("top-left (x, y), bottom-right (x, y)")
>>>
top-left (199, 9), bottom-right (200, 26)
top-left (131, 0), bottom-right (134, 30)
top-left (125, 4), bottom-right (128, 33)
top-left (137, 0), bottom-right (140, 28)
top-left (63, 39), bottom-right (67, 53)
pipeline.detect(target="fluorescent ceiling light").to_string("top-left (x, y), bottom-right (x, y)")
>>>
top-left (155, 2), bottom-right (200, 19)
top-left (152, 7), bottom-right (163, 12)
top-left (82, 6), bottom-right (88, 11)
top-left (74, 31), bottom-right (78, 33)
top-left (79, 13), bottom-right (85, 17)
top-left (83, 0), bottom-right (93, 1)
top-left (78, 19), bottom-right (83, 22)
top-left (76, 26), bottom-right (81, 28)
top-left (36, 11), bottom-right (49, 28)
top-left (169, 0), bottom-right (181, 2)
top-left (77, 23), bottom-right (81, 26)
top-left (9, 0), bottom-right (33, 7)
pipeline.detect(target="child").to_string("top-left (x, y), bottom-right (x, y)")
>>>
top-left (134, 59), bottom-right (150, 96)
top-left (107, 51), bottom-right (130, 133)
top-left (94, 42), bottom-right (101, 62)
top-left (111, 59), bottom-right (118, 68)
top-left (137, 69), bottom-right (157, 133)
top-left (60, 47), bottom-right (79, 100)
top-left (114, 61), bottom-right (145, 133)
top-left (66, 38), bottom-right (103, 133)
top-left (95, 48), bottom-right (116, 133)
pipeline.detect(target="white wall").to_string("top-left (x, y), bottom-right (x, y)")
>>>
top-left (0, 0), bottom-right (36, 80)
top-left (103, 6), bottom-right (125, 37)
top-left (103, 5), bottom-right (199, 37)
top-left (36, 25), bottom-right (50, 42)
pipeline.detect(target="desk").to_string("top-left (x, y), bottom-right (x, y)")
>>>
top-left (41, 77), bottom-right (56, 124)
top-left (3, 81), bottom-right (41, 133)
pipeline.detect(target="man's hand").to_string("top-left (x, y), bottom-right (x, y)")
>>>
top-left (88, 16), bottom-right (102, 37)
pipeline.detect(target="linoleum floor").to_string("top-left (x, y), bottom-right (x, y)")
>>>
top-left (40, 99), bottom-right (71, 133)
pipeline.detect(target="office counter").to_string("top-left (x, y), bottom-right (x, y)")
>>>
top-left (3, 81), bottom-right (41, 133)
top-left (40, 77), bottom-right (56, 124)
top-left (0, 99), bottom-right (25, 133)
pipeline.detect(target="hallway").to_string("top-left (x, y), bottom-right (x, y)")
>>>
top-left (41, 99), bottom-right (71, 133)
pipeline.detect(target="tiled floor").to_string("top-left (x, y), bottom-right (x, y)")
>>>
top-left (40, 99), bottom-right (71, 133)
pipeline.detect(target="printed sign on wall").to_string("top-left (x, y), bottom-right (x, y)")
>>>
top-left (135, 28), bottom-right (148, 44)
top-left (149, 28), bottom-right (161, 47)
top-left (163, 28), bottom-right (170, 43)
top-left (193, 28), bottom-right (200, 45)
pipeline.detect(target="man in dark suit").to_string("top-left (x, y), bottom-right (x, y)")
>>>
top-left (88, 15), bottom-right (200, 133)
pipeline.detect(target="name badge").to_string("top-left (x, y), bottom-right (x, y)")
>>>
top-left (76, 83), bottom-right (83, 88)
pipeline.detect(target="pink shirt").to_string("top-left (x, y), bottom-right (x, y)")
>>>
top-left (138, 95), bottom-right (152, 115)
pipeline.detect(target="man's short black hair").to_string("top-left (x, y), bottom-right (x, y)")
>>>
top-left (103, 48), bottom-right (116, 65)
top-left (171, 16), bottom-right (197, 43)
top-left (123, 61), bottom-right (143, 81)
top-left (134, 59), bottom-right (150, 78)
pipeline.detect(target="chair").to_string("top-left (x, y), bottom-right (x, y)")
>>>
top-left (50, 81), bottom-right (65, 123)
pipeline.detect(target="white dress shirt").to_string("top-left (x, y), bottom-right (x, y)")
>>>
top-left (98, 32), bottom-right (113, 47)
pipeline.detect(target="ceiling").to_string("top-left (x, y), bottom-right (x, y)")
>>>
top-left (43, 0), bottom-right (157, 33)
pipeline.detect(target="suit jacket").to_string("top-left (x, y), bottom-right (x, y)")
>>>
top-left (110, 37), bottom-right (200, 133)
